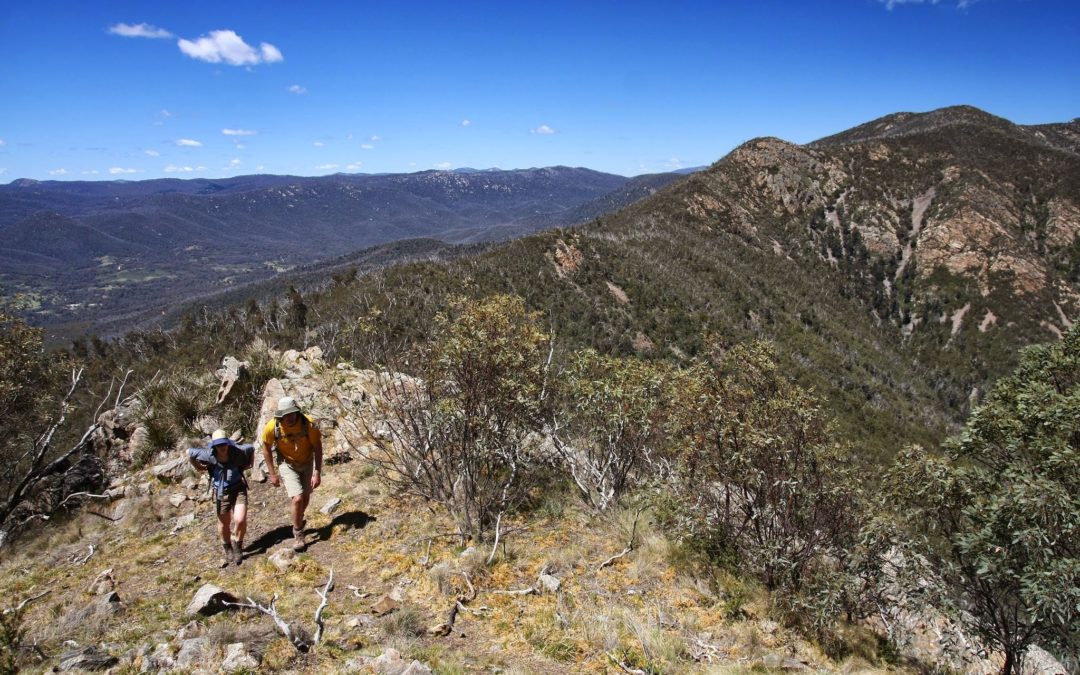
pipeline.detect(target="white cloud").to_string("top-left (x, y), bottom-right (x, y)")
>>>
top-left (879, 0), bottom-right (975, 8)
top-left (0, 138), bottom-right (6, 146)
top-left (434, 161), bottom-right (452, 170)
top-left (164, 165), bottom-right (207, 173)
top-left (81, 170), bottom-right (100, 175)
top-left (144, 149), bottom-right (160, 157)
top-left (345, 162), bottom-right (363, 170)
top-left (108, 22), bottom-right (173, 39)
top-left (531, 124), bottom-right (556, 135)
top-left (361, 144), bottom-right (374, 150)
top-left (234, 143), bottom-right (246, 150)
top-left (665, 157), bottom-right (683, 169)
top-left (260, 43), bottom-right (283, 62)
top-left (313, 141), bottom-right (325, 147)
top-left (0, 168), bottom-right (7, 175)
top-left (222, 128), bottom-right (257, 136)
top-left (314, 163), bottom-right (339, 170)
top-left (49, 168), bottom-right (70, 176)
top-left (178, 30), bottom-right (283, 66)
top-left (229, 158), bottom-right (242, 167)
top-left (109, 167), bottom-right (138, 175)
top-left (461, 119), bottom-right (471, 127)
top-left (160, 109), bottom-right (174, 118)
top-left (174, 139), bottom-right (202, 147)
top-left (369, 135), bottom-right (382, 142)
top-left (288, 84), bottom-right (307, 94)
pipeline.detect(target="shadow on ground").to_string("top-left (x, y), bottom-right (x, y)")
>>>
top-left (243, 510), bottom-right (374, 556)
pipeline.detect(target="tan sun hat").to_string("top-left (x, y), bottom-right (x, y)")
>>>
top-left (210, 428), bottom-right (230, 447)
top-left (275, 396), bottom-right (301, 418)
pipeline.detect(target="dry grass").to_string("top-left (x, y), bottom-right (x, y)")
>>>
top-left (0, 455), bottom-right (904, 674)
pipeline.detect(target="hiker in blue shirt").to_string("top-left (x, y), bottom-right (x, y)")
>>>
top-left (188, 429), bottom-right (255, 568)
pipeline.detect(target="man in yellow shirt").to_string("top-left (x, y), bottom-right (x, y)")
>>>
top-left (260, 397), bottom-right (323, 551)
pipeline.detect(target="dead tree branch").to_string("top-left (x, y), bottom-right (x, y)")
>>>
top-left (312, 568), bottom-right (334, 647)
top-left (2, 589), bottom-right (50, 615)
top-left (597, 508), bottom-right (643, 571)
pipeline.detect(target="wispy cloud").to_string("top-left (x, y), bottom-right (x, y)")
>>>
top-left (880, 0), bottom-right (976, 8)
top-left (461, 119), bottom-right (472, 127)
top-left (49, 168), bottom-right (69, 176)
top-left (108, 22), bottom-right (173, 39)
top-left (0, 169), bottom-right (8, 176)
top-left (109, 167), bottom-right (138, 175)
top-left (178, 30), bottom-right (284, 66)
top-left (314, 163), bottom-right (339, 170)
top-left (434, 161), bottom-right (452, 170)
top-left (174, 139), bottom-right (202, 147)
top-left (160, 109), bottom-right (174, 118)
top-left (288, 84), bottom-right (307, 95)
top-left (361, 144), bottom-right (374, 150)
top-left (81, 170), bottom-right (99, 175)
top-left (229, 158), bottom-right (242, 167)
top-left (222, 128), bottom-right (257, 136)
top-left (345, 162), bottom-right (363, 171)
top-left (144, 149), bottom-right (160, 157)
top-left (313, 141), bottom-right (325, 147)
top-left (531, 124), bottom-right (556, 135)
top-left (369, 135), bottom-right (382, 142)
top-left (0, 138), bottom-right (6, 146)
top-left (164, 165), bottom-right (206, 173)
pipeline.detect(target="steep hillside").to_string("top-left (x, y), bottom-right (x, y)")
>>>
top-left (230, 106), bottom-right (1077, 458)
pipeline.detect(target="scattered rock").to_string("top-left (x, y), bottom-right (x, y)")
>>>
top-left (216, 356), bottom-right (249, 405)
top-left (221, 642), bottom-right (258, 672)
top-left (175, 637), bottom-right (207, 669)
top-left (537, 573), bottom-right (561, 594)
top-left (153, 456), bottom-right (189, 482)
top-left (168, 493), bottom-right (188, 507)
top-left (349, 648), bottom-right (433, 675)
top-left (186, 584), bottom-right (239, 616)
top-left (181, 475), bottom-right (199, 490)
top-left (268, 548), bottom-right (297, 571)
top-left (171, 512), bottom-right (195, 533)
top-left (87, 568), bottom-right (115, 595)
top-left (370, 594), bottom-right (399, 616)
top-left (56, 645), bottom-right (117, 671)
top-left (147, 643), bottom-right (175, 671)
top-left (346, 614), bottom-right (375, 629)
top-left (320, 496), bottom-right (342, 514)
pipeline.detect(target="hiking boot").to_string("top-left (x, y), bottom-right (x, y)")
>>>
top-left (292, 527), bottom-right (306, 552)
top-left (231, 538), bottom-right (244, 566)
top-left (218, 542), bottom-right (233, 568)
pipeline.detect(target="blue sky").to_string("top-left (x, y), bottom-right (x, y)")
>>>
top-left (1, 0), bottom-right (1077, 182)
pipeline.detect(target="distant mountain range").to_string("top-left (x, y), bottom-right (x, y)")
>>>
top-left (0, 167), bottom-right (683, 334)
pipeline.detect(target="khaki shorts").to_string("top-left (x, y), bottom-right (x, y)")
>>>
top-left (215, 488), bottom-right (248, 516)
top-left (278, 460), bottom-right (313, 498)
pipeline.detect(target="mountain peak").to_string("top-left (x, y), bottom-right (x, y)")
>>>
top-left (808, 105), bottom-right (1018, 148)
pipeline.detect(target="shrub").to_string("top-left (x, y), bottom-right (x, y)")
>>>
top-left (887, 322), bottom-right (1080, 674)
top-left (667, 339), bottom-right (867, 614)
top-left (551, 350), bottom-right (673, 511)
top-left (370, 295), bottom-right (550, 540)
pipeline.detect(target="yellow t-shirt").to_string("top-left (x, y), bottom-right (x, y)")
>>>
top-left (261, 414), bottom-right (321, 465)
